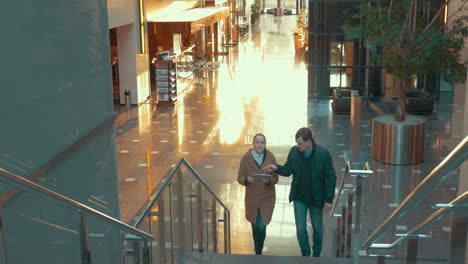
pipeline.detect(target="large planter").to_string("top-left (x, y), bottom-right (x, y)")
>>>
top-left (294, 34), bottom-right (302, 53)
top-left (372, 115), bottom-right (426, 165)
top-left (274, 7), bottom-right (283, 16)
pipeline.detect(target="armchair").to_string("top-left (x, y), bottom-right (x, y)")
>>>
top-left (405, 89), bottom-right (433, 114)
top-left (331, 89), bottom-right (351, 114)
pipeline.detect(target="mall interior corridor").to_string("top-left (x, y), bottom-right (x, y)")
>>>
top-left (3, 0), bottom-right (468, 263)
top-left (114, 14), bottom-right (465, 259)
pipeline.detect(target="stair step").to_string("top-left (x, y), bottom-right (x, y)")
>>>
top-left (177, 252), bottom-right (447, 264)
top-left (178, 252), bottom-right (353, 264)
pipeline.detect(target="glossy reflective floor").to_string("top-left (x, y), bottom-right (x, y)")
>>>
top-left (115, 14), bottom-right (465, 260)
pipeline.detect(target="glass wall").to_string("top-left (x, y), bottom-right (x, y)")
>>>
top-left (308, 0), bottom-right (441, 98)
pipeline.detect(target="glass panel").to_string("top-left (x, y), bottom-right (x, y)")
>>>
top-left (0, 180), bottom-right (81, 264)
top-left (216, 204), bottom-right (227, 254)
top-left (160, 184), bottom-right (173, 264)
top-left (194, 181), bottom-right (204, 254)
top-left (128, 161), bottom-right (230, 263)
top-left (355, 159), bottom-right (462, 261)
top-left (390, 170), bottom-right (459, 261)
top-left (200, 187), bottom-right (213, 253)
top-left (169, 167), bottom-right (194, 263)
top-left (87, 213), bottom-right (124, 264)
top-left (181, 172), bottom-right (197, 254)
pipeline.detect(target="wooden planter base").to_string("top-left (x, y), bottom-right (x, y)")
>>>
top-left (371, 115), bottom-right (426, 165)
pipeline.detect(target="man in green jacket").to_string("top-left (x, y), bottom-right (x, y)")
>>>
top-left (264, 127), bottom-right (336, 257)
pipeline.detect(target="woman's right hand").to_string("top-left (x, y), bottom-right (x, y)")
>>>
top-left (247, 176), bottom-right (254, 184)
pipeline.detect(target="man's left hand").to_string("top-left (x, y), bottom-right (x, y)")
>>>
top-left (324, 203), bottom-right (333, 211)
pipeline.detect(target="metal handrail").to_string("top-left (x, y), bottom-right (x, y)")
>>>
top-left (132, 158), bottom-right (231, 248)
top-left (330, 161), bottom-right (373, 217)
top-left (369, 191), bottom-right (468, 249)
top-left (0, 168), bottom-right (153, 240)
top-left (330, 161), bottom-right (352, 217)
top-left (133, 158), bottom-right (230, 227)
top-left (362, 136), bottom-right (468, 249)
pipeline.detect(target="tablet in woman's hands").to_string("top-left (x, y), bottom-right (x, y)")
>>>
top-left (253, 174), bottom-right (272, 177)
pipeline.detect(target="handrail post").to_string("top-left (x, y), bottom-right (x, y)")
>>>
top-left (336, 215), bottom-right (342, 257)
top-left (204, 200), bottom-right (209, 252)
top-left (0, 205), bottom-right (9, 264)
top-left (448, 206), bottom-right (468, 264)
top-left (176, 169), bottom-right (185, 253)
top-left (224, 210), bottom-right (228, 254)
top-left (197, 182), bottom-right (204, 252)
top-left (352, 176), bottom-right (363, 264)
top-left (406, 237), bottom-right (418, 264)
top-left (142, 239), bottom-right (151, 264)
top-left (79, 212), bottom-right (91, 264)
top-left (157, 194), bottom-right (166, 263)
top-left (346, 193), bottom-right (353, 258)
top-left (377, 256), bottom-right (386, 264)
top-left (132, 240), bottom-right (141, 264)
top-left (189, 184), bottom-right (195, 252)
top-left (350, 91), bottom-right (362, 164)
top-left (212, 198), bottom-right (218, 253)
top-left (340, 207), bottom-right (346, 257)
top-left (227, 210), bottom-right (231, 253)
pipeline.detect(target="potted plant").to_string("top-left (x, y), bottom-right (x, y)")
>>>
top-left (251, 3), bottom-right (261, 24)
top-left (344, 0), bottom-right (467, 122)
top-left (293, 9), bottom-right (308, 53)
top-left (297, 8), bottom-right (307, 25)
top-left (293, 27), bottom-right (303, 52)
top-left (343, 0), bottom-right (468, 164)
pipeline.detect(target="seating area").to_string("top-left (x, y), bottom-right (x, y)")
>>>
top-left (331, 89), bottom-right (352, 114)
top-left (332, 88), bottom-right (434, 115)
top-left (265, 8), bottom-right (293, 15)
top-left (405, 89), bottom-right (434, 114)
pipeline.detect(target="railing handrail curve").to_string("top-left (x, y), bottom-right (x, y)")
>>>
top-left (369, 191), bottom-right (468, 250)
top-left (330, 161), bottom-right (352, 216)
top-left (132, 158), bottom-right (230, 228)
top-left (0, 168), bottom-right (153, 240)
top-left (330, 161), bottom-right (373, 217)
top-left (362, 136), bottom-right (468, 249)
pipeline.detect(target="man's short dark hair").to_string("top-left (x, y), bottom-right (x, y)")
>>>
top-left (295, 127), bottom-right (313, 142)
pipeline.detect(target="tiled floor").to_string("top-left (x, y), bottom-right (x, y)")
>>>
top-left (114, 14), bottom-right (465, 261)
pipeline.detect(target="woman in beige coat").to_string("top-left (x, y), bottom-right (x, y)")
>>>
top-left (237, 133), bottom-right (279, 255)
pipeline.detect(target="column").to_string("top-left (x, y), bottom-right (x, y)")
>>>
top-left (117, 23), bottom-right (150, 105)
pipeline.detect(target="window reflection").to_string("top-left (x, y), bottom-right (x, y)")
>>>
top-left (329, 42), bottom-right (354, 89)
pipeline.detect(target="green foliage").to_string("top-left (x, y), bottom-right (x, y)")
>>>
top-left (293, 27), bottom-right (303, 35)
top-left (343, 0), bottom-right (468, 84)
top-left (251, 3), bottom-right (261, 14)
top-left (294, 8), bottom-right (307, 35)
